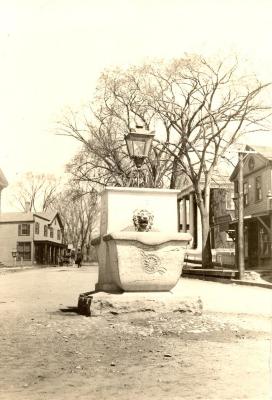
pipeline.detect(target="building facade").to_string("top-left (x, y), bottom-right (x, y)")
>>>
top-left (230, 146), bottom-right (272, 269)
top-left (0, 210), bottom-right (66, 266)
top-left (177, 173), bottom-right (235, 265)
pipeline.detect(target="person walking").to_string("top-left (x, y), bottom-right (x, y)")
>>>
top-left (75, 251), bottom-right (82, 268)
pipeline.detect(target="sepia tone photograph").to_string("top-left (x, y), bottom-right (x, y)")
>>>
top-left (0, 1), bottom-right (272, 399)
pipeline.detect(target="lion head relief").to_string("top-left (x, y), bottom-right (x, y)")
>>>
top-left (132, 209), bottom-right (154, 232)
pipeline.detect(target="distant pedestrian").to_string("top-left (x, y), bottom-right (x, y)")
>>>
top-left (75, 252), bottom-right (82, 268)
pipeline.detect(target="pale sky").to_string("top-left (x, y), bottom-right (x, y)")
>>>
top-left (1, 0), bottom-right (272, 210)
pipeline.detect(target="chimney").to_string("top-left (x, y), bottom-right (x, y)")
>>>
top-left (25, 201), bottom-right (31, 212)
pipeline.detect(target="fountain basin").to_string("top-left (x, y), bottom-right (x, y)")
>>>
top-left (102, 231), bottom-right (191, 292)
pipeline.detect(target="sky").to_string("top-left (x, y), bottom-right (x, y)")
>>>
top-left (1, 0), bottom-right (272, 211)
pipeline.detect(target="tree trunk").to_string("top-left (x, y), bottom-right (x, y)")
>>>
top-left (201, 212), bottom-right (212, 268)
top-left (198, 186), bottom-right (212, 269)
top-left (169, 158), bottom-right (179, 189)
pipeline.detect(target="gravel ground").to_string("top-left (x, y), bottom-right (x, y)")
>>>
top-left (0, 266), bottom-right (271, 400)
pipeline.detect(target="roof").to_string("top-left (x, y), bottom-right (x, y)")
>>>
top-left (0, 169), bottom-right (8, 189)
top-left (36, 210), bottom-right (64, 229)
top-left (230, 144), bottom-right (272, 181)
top-left (246, 145), bottom-right (272, 161)
top-left (177, 165), bottom-right (234, 198)
top-left (0, 212), bottom-right (34, 223)
top-left (35, 211), bottom-right (56, 221)
top-left (0, 210), bottom-right (63, 228)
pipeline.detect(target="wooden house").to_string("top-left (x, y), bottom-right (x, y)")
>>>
top-left (230, 145), bottom-right (272, 268)
top-left (0, 210), bottom-right (66, 267)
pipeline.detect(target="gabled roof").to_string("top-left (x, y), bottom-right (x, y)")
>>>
top-left (36, 210), bottom-right (64, 229)
top-left (177, 165), bottom-right (233, 198)
top-left (0, 210), bottom-right (64, 228)
top-left (246, 145), bottom-right (272, 161)
top-left (35, 211), bottom-right (55, 221)
top-left (0, 169), bottom-right (8, 189)
top-left (230, 144), bottom-right (272, 181)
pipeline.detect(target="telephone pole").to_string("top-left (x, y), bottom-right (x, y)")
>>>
top-left (237, 151), bottom-right (245, 279)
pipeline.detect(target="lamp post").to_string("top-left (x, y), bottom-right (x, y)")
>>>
top-left (125, 126), bottom-right (155, 187)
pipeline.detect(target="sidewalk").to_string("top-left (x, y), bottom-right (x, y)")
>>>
top-left (0, 263), bottom-right (98, 274)
top-left (0, 265), bottom-right (38, 273)
top-left (182, 265), bottom-right (272, 289)
top-left (178, 277), bottom-right (272, 316)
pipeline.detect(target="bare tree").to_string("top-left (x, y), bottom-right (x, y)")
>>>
top-left (59, 55), bottom-right (271, 267)
top-left (58, 66), bottom-right (176, 189)
top-left (10, 172), bottom-right (61, 212)
top-left (53, 182), bottom-right (98, 259)
top-left (143, 55), bottom-right (271, 266)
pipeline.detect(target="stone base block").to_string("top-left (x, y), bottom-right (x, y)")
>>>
top-left (78, 290), bottom-right (203, 317)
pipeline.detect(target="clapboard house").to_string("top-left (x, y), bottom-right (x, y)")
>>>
top-left (0, 209), bottom-right (66, 266)
top-left (230, 145), bottom-right (272, 268)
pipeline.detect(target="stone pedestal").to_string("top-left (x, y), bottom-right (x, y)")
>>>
top-left (78, 287), bottom-right (203, 317)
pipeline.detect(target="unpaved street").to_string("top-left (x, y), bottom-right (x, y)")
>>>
top-left (0, 266), bottom-right (271, 400)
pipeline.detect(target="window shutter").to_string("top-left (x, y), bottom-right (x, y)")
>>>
top-left (18, 224), bottom-right (21, 236)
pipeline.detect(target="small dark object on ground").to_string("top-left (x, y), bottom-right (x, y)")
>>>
top-left (77, 294), bottom-right (93, 317)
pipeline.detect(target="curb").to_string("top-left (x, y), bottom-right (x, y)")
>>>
top-left (0, 263), bottom-right (98, 274)
top-left (182, 274), bottom-right (272, 289)
top-left (230, 279), bottom-right (272, 289)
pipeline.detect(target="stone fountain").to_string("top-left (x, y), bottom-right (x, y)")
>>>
top-left (92, 187), bottom-right (191, 292)
top-left (77, 187), bottom-right (202, 316)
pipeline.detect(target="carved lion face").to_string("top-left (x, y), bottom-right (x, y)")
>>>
top-left (133, 209), bottom-right (154, 232)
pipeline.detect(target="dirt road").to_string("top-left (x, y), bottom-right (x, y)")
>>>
top-left (0, 266), bottom-right (271, 400)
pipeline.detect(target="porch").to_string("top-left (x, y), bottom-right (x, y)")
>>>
top-left (34, 241), bottom-right (66, 265)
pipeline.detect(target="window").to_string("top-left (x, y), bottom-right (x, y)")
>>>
top-left (255, 176), bottom-right (262, 201)
top-left (248, 156), bottom-right (255, 171)
top-left (18, 223), bottom-right (30, 236)
top-left (35, 222), bottom-right (39, 234)
top-left (226, 191), bottom-right (235, 210)
top-left (50, 227), bottom-right (54, 238)
top-left (57, 230), bottom-right (61, 240)
top-left (243, 182), bottom-right (249, 206)
top-left (234, 181), bottom-right (239, 194)
top-left (44, 225), bottom-right (48, 237)
top-left (17, 242), bottom-right (31, 261)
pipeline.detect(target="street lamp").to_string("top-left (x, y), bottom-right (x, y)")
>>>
top-left (125, 126), bottom-right (155, 187)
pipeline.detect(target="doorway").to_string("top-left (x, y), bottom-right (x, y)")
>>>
top-left (247, 221), bottom-right (258, 268)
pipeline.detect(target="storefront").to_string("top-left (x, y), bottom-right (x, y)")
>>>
top-left (34, 241), bottom-right (66, 265)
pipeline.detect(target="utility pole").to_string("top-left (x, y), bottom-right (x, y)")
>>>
top-left (230, 145), bottom-right (256, 280)
top-left (237, 152), bottom-right (245, 279)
